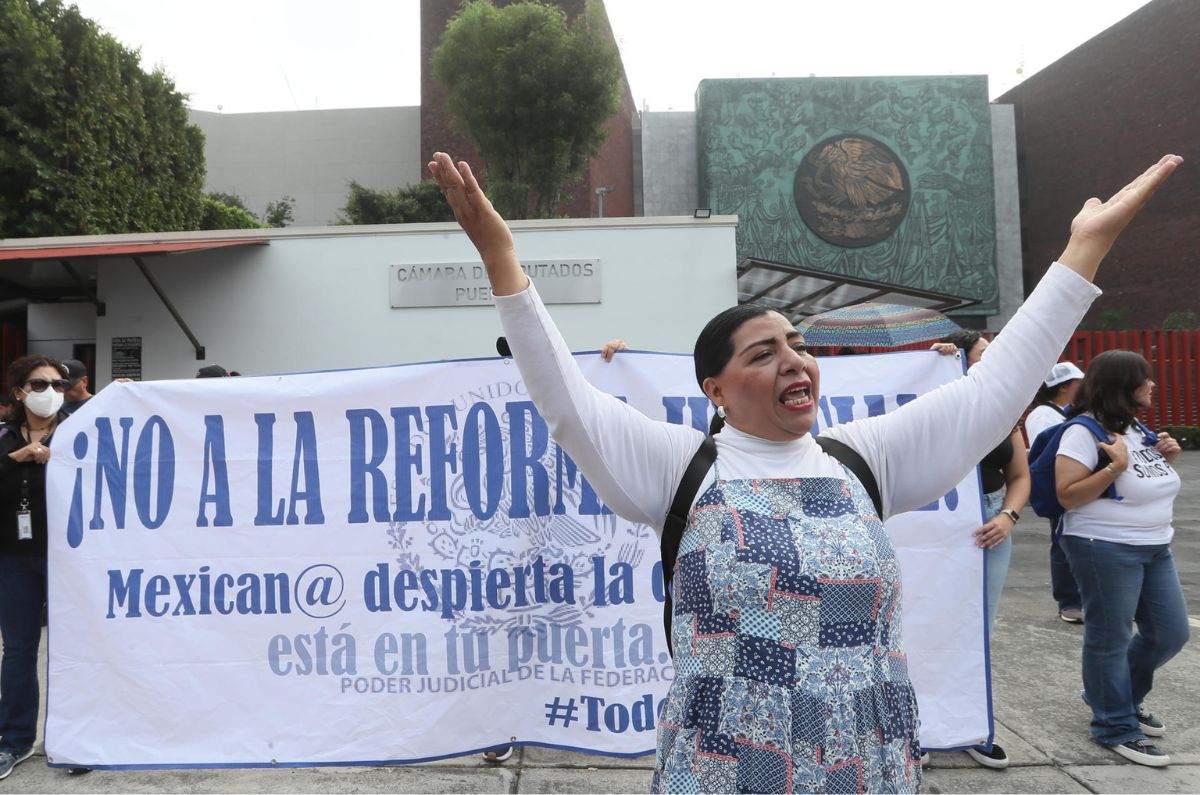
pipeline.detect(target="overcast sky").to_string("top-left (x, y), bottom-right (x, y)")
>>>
top-left (69, 0), bottom-right (1150, 114)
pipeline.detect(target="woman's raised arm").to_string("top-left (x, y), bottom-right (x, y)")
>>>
top-left (428, 152), bottom-right (527, 295)
top-left (825, 154), bottom-right (1182, 517)
top-left (428, 153), bottom-right (702, 531)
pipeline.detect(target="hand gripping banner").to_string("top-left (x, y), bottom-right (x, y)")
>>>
top-left (45, 349), bottom-right (986, 768)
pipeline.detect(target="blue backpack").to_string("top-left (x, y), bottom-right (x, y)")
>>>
top-left (1028, 415), bottom-right (1156, 535)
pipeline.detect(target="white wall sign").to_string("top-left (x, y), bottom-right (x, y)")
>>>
top-left (390, 259), bottom-right (601, 308)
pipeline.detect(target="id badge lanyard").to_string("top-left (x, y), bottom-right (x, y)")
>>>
top-left (16, 474), bottom-right (32, 541)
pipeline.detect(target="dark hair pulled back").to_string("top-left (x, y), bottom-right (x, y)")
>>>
top-left (693, 304), bottom-right (773, 435)
top-left (939, 329), bottom-right (983, 352)
top-left (1068, 349), bottom-right (1152, 433)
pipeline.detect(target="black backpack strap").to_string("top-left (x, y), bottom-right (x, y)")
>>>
top-left (661, 435), bottom-right (717, 656)
top-left (816, 435), bottom-right (883, 519)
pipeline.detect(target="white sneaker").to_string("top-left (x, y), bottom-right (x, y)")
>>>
top-left (966, 743), bottom-right (1009, 769)
top-left (1110, 739), bottom-right (1170, 767)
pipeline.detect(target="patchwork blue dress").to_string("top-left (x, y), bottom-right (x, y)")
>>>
top-left (651, 465), bottom-right (922, 794)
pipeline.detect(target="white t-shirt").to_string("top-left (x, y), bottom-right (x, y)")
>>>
top-left (1025, 403), bottom-right (1068, 444)
top-left (494, 263), bottom-right (1100, 531)
top-left (1057, 416), bottom-right (1181, 545)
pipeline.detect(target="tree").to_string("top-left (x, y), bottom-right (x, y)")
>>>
top-left (0, 0), bottom-right (206, 237)
top-left (431, 0), bottom-right (622, 219)
top-left (338, 181), bottom-right (455, 225)
top-left (262, 195), bottom-right (294, 228)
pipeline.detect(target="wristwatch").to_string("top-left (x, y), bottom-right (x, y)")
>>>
top-left (999, 508), bottom-right (1020, 524)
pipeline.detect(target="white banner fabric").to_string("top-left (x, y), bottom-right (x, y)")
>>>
top-left (46, 349), bottom-right (987, 768)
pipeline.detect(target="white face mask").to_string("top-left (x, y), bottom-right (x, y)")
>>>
top-left (23, 387), bottom-right (64, 419)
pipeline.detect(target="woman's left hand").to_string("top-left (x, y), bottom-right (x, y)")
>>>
top-left (1156, 432), bottom-right (1182, 464)
top-left (974, 512), bottom-right (1014, 549)
top-left (930, 342), bottom-right (957, 356)
top-left (1059, 154), bottom-right (1182, 276)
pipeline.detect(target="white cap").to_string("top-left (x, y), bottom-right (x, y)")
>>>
top-left (1045, 361), bottom-right (1085, 388)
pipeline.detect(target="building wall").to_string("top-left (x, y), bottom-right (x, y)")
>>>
top-left (90, 219), bottom-right (737, 385)
top-left (26, 302), bottom-right (96, 364)
top-left (419, 0), bottom-right (636, 218)
top-left (997, 0), bottom-right (1198, 328)
top-left (189, 107), bottom-right (422, 228)
top-left (990, 105), bottom-right (1023, 330)
top-left (641, 112), bottom-right (699, 217)
top-left (697, 76), bottom-right (999, 316)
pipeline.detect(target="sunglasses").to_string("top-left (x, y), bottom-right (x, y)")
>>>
top-left (24, 378), bottom-right (71, 393)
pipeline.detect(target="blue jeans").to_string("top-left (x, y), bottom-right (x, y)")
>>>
top-left (0, 556), bottom-right (45, 753)
top-left (982, 490), bottom-right (1012, 637)
top-left (1050, 529), bottom-right (1082, 611)
top-left (1062, 537), bottom-right (1189, 745)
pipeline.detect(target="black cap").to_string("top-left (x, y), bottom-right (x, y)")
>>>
top-left (196, 364), bottom-right (229, 378)
top-left (62, 359), bottom-right (87, 382)
top-left (496, 336), bottom-right (512, 357)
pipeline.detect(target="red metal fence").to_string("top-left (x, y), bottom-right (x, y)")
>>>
top-left (812, 329), bottom-right (1200, 428)
top-left (1063, 330), bottom-right (1200, 428)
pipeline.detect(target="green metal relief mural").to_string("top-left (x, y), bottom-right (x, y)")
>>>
top-left (697, 76), bottom-right (998, 313)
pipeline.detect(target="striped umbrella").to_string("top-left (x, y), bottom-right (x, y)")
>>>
top-left (796, 302), bottom-right (962, 348)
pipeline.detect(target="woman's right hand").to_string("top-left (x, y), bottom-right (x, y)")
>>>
top-left (1098, 433), bottom-right (1129, 472)
top-left (10, 441), bottom-right (49, 464)
top-left (600, 339), bottom-right (629, 362)
top-left (428, 152), bottom-right (515, 264)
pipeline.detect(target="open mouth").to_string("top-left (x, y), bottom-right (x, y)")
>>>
top-left (779, 381), bottom-right (814, 412)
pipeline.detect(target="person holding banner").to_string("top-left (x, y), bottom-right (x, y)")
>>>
top-left (932, 332), bottom-right (1031, 770)
top-left (428, 150), bottom-right (1181, 793)
top-left (1056, 351), bottom-right (1186, 767)
top-left (0, 356), bottom-right (71, 780)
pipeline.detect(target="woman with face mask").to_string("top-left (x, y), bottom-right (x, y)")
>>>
top-left (428, 151), bottom-right (1180, 793)
top-left (0, 355), bottom-right (71, 781)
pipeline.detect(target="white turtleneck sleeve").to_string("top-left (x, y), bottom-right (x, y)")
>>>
top-left (495, 284), bottom-right (703, 530)
top-left (495, 262), bottom-right (1100, 530)
top-left (823, 263), bottom-right (1101, 517)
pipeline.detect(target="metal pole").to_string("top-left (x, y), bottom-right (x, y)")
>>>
top-left (131, 256), bottom-right (206, 360)
top-left (58, 260), bottom-right (106, 316)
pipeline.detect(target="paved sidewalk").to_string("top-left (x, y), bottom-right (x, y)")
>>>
top-left (5, 452), bottom-right (1199, 793)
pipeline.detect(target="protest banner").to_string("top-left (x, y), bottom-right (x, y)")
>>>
top-left (46, 349), bottom-right (986, 768)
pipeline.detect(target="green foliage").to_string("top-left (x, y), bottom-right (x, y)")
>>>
top-left (1162, 310), bottom-right (1199, 331)
top-left (198, 195), bottom-right (261, 230)
top-left (1089, 307), bottom-right (1133, 330)
top-left (206, 191), bottom-right (251, 213)
top-left (338, 180), bottom-right (455, 225)
top-left (0, 0), bottom-right (206, 237)
top-left (431, 0), bottom-right (622, 218)
top-left (262, 195), bottom-right (294, 228)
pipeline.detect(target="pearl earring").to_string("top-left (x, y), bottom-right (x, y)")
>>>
top-left (716, 405), bottom-right (727, 419)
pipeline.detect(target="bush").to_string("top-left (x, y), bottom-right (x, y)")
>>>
top-left (1162, 310), bottom-right (1199, 331)
top-left (198, 195), bottom-right (261, 230)
top-left (263, 195), bottom-right (294, 228)
top-left (338, 180), bottom-right (454, 225)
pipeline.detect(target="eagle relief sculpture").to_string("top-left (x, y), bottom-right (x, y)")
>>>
top-left (793, 134), bottom-right (911, 247)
